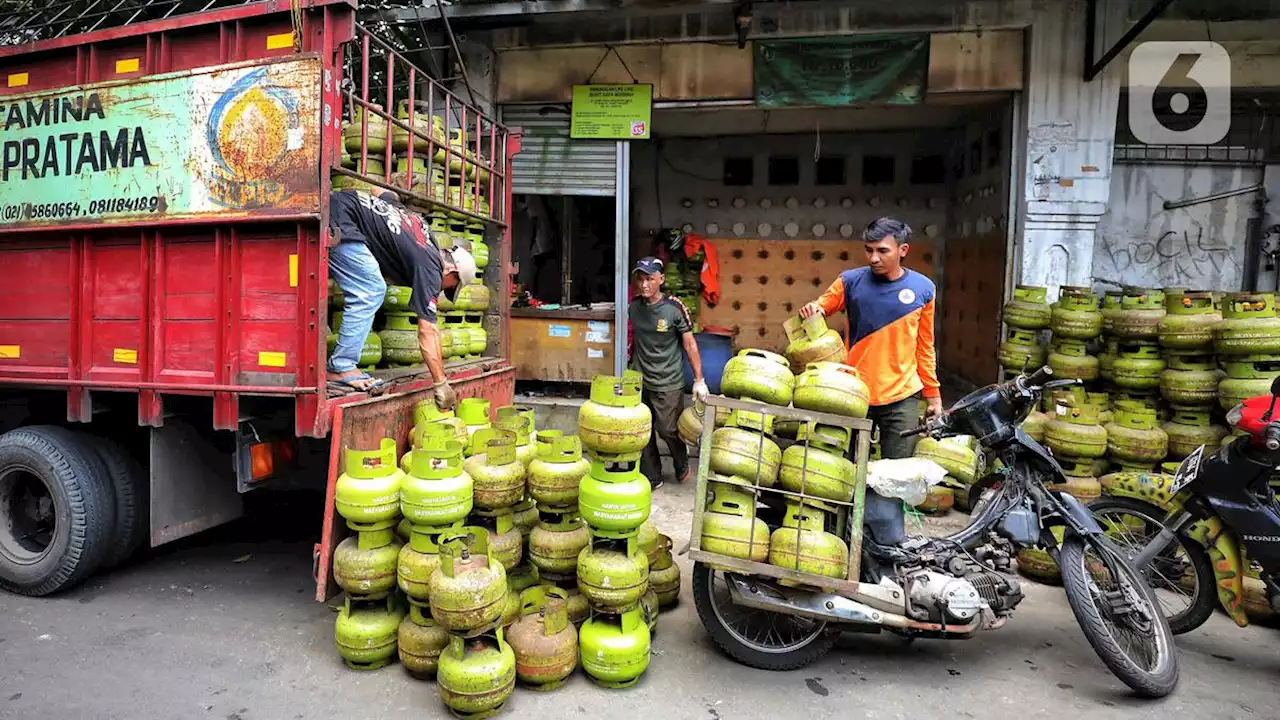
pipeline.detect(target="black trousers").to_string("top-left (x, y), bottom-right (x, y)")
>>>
top-left (868, 393), bottom-right (923, 459)
top-left (640, 388), bottom-right (687, 484)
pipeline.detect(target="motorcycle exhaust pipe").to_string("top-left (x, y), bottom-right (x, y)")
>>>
top-left (725, 574), bottom-right (896, 628)
top-left (725, 574), bottom-right (986, 635)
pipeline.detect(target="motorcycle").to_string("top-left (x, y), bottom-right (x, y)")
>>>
top-left (692, 366), bottom-right (1179, 698)
top-left (1087, 376), bottom-right (1280, 636)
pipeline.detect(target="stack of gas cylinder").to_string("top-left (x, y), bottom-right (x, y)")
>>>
top-left (574, 371), bottom-right (657, 688)
top-left (331, 102), bottom-right (494, 372)
top-left (998, 286), bottom-right (1280, 584)
top-left (697, 318), bottom-right (872, 586)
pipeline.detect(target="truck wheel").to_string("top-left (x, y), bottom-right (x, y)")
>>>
top-left (0, 426), bottom-right (114, 596)
top-left (84, 435), bottom-right (147, 570)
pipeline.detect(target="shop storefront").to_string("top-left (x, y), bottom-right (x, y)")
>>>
top-left (491, 16), bottom-right (1025, 389)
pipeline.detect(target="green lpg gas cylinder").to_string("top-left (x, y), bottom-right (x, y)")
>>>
top-left (528, 432), bottom-right (589, 507)
top-left (1048, 338), bottom-right (1098, 382)
top-left (1004, 285), bottom-right (1052, 330)
top-left (437, 629), bottom-right (516, 719)
top-left (1111, 288), bottom-right (1165, 339)
top-left (1163, 408), bottom-right (1229, 460)
top-left (335, 439), bottom-right (404, 529)
top-left (999, 329), bottom-right (1047, 374)
top-left (579, 606), bottom-right (651, 689)
top-left (1112, 341), bottom-right (1166, 391)
top-left (333, 523), bottom-right (402, 601)
top-left (1045, 403), bottom-right (1107, 461)
top-left (721, 349), bottom-right (796, 406)
top-left (1219, 355), bottom-right (1280, 410)
top-left (334, 594), bottom-right (405, 671)
top-left (576, 533), bottom-right (650, 613)
top-left (463, 429), bottom-right (527, 510)
top-left (1104, 401), bottom-right (1169, 465)
top-left (577, 372), bottom-right (652, 454)
top-left (528, 508), bottom-right (591, 581)
top-left (768, 500), bottom-right (849, 582)
top-left (1159, 291), bottom-right (1221, 351)
top-left (1050, 286), bottom-right (1102, 340)
top-left (398, 603), bottom-right (450, 679)
top-left (1159, 353), bottom-right (1220, 406)
top-left (1216, 293), bottom-right (1280, 355)
top-left (429, 528), bottom-right (508, 635)
top-left (782, 314), bottom-right (846, 374)
top-left (379, 312), bottom-right (422, 365)
top-left (700, 475), bottom-right (770, 563)
top-left (578, 453), bottom-right (652, 536)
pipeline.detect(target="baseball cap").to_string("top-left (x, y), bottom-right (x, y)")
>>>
top-left (447, 245), bottom-right (478, 288)
top-left (633, 257), bottom-right (664, 275)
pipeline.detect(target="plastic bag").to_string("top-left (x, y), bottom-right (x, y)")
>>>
top-left (866, 457), bottom-right (948, 507)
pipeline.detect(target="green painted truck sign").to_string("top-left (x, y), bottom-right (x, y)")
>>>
top-left (0, 56), bottom-right (322, 230)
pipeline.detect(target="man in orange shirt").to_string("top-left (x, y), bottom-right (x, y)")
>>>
top-left (801, 217), bottom-right (941, 460)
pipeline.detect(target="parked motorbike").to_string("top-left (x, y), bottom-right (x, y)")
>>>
top-left (1088, 376), bottom-right (1280, 636)
top-left (692, 366), bottom-right (1179, 698)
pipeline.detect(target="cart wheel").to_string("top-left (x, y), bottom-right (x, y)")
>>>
top-left (692, 562), bottom-right (837, 671)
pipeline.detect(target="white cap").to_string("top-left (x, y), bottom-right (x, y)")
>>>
top-left (447, 245), bottom-right (478, 288)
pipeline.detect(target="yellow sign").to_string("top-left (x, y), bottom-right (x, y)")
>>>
top-left (113, 348), bottom-right (138, 364)
top-left (0, 345), bottom-right (20, 359)
top-left (258, 351), bottom-right (288, 368)
top-left (570, 84), bottom-right (652, 140)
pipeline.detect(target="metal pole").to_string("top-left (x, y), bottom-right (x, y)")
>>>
top-left (614, 141), bottom-right (631, 376)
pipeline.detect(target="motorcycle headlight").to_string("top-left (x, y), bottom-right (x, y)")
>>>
top-left (1226, 402), bottom-right (1244, 428)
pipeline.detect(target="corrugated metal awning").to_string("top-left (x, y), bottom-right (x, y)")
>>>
top-left (502, 104), bottom-right (617, 196)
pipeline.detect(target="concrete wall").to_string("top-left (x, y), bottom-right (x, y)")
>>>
top-left (630, 129), bottom-right (955, 240)
top-left (1093, 163), bottom-right (1263, 292)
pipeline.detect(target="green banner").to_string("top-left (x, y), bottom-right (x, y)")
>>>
top-left (755, 35), bottom-right (929, 108)
top-left (0, 57), bottom-right (321, 230)
top-left (570, 84), bottom-right (652, 140)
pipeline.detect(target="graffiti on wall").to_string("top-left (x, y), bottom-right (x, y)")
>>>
top-left (1099, 226), bottom-right (1241, 287)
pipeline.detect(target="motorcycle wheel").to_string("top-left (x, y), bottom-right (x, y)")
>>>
top-left (691, 562), bottom-right (837, 671)
top-left (1087, 496), bottom-right (1216, 635)
top-left (1059, 534), bottom-right (1179, 698)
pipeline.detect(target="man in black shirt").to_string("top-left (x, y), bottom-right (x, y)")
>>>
top-left (327, 189), bottom-right (475, 408)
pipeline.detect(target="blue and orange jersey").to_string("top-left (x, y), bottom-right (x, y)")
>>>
top-left (816, 267), bottom-right (940, 407)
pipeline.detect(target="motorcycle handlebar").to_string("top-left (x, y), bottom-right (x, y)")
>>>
top-left (1266, 423), bottom-right (1280, 451)
top-left (1024, 365), bottom-right (1054, 387)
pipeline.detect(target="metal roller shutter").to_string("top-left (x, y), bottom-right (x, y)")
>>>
top-left (501, 105), bottom-right (617, 196)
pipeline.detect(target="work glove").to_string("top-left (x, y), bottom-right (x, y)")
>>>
top-left (692, 378), bottom-right (709, 405)
top-left (433, 380), bottom-right (458, 412)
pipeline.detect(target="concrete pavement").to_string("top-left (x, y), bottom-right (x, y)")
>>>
top-left (1, 481), bottom-right (1276, 720)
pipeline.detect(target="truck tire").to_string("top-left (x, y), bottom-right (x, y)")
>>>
top-left (0, 426), bottom-right (115, 596)
top-left (84, 435), bottom-right (147, 570)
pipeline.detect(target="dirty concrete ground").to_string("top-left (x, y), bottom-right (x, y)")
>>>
top-left (2, 476), bottom-right (1278, 720)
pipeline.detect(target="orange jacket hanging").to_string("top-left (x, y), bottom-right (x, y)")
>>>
top-left (681, 233), bottom-right (720, 307)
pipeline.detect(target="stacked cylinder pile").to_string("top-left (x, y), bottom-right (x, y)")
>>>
top-left (696, 314), bottom-right (873, 584)
top-left (330, 394), bottom-right (663, 717)
top-left (574, 371), bottom-right (660, 688)
top-left (997, 285), bottom-right (1280, 584)
top-left (329, 102), bottom-right (494, 371)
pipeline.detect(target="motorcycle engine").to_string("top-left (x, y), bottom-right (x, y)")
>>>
top-left (900, 550), bottom-right (1024, 624)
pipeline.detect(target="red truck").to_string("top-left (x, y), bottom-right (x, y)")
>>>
top-left (0, 0), bottom-right (517, 601)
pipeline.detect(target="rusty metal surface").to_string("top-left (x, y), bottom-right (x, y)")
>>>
top-left (0, 57), bottom-right (323, 232)
top-left (313, 364), bottom-right (514, 600)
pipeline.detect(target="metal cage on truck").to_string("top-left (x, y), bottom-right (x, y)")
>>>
top-left (0, 0), bottom-right (520, 599)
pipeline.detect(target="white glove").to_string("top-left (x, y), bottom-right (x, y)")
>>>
top-left (692, 379), bottom-right (709, 404)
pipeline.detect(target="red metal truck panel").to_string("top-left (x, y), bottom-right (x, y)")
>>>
top-left (0, 1), bottom-right (518, 442)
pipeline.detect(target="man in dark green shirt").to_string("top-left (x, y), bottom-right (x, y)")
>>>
top-left (629, 257), bottom-right (707, 489)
